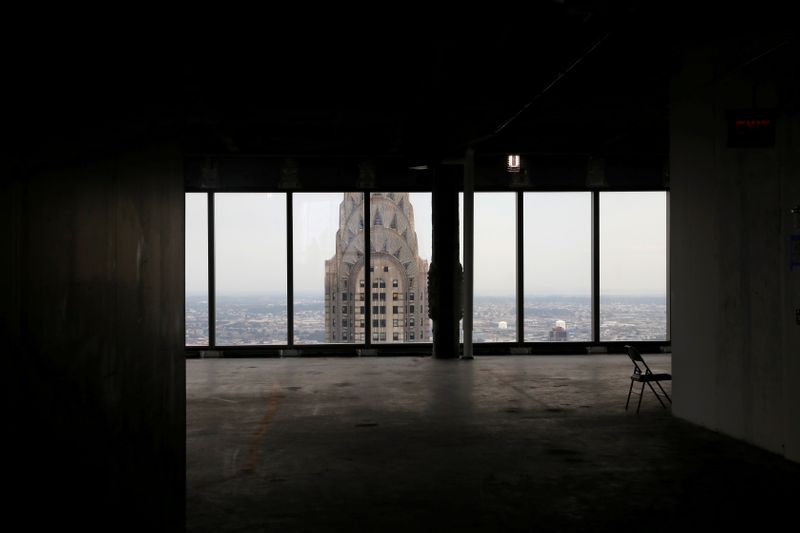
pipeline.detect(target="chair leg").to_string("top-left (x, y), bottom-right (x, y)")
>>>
top-left (626, 379), bottom-right (635, 410)
top-left (646, 381), bottom-right (667, 408)
top-left (636, 382), bottom-right (645, 414)
top-left (655, 381), bottom-right (672, 403)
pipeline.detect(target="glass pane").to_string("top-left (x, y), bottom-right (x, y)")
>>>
top-left (474, 193), bottom-right (516, 342)
top-left (370, 192), bottom-right (431, 343)
top-left (185, 193), bottom-right (209, 346)
top-left (215, 193), bottom-right (288, 345)
top-left (523, 193), bottom-right (591, 341)
top-left (294, 193), bottom-right (362, 344)
top-left (600, 191), bottom-right (667, 341)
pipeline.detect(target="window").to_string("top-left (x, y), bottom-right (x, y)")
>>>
top-left (600, 192), bottom-right (667, 341)
top-left (294, 193), bottom-right (361, 345)
top-left (370, 192), bottom-right (431, 343)
top-left (471, 192), bottom-right (516, 343)
top-left (523, 193), bottom-right (591, 342)
top-left (410, 332), bottom-right (415, 340)
top-left (187, 188), bottom-right (667, 351)
top-left (215, 193), bottom-right (287, 346)
top-left (360, 320), bottom-right (365, 328)
top-left (373, 319), bottom-right (380, 327)
top-left (185, 193), bottom-right (208, 346)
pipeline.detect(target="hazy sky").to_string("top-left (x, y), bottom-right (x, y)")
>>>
top-left (186, 191), bottom-right (666, 297)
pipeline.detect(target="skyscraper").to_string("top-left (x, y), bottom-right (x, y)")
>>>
top-left (325, 193), bottom-right (429, 343)
top-left (549, 319), bottom-right (568, 341)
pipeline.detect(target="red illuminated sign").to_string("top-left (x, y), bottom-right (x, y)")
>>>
top-left (727, 110), bottom-right (776, 147)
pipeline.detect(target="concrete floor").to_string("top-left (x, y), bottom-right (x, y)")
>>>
top-left (187, 355), bottom-right (798, 532)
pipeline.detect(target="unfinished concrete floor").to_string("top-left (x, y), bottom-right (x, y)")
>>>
top-left (187, 355), bottom-right (798, 532)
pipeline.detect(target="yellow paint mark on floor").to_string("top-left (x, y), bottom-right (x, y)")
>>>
top-left (241, 382), bottom-right (283, 473)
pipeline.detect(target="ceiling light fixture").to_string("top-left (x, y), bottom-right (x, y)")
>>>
top-left (507, 154), bottom-right (521, 173)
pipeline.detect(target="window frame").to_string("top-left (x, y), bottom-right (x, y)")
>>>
top-left (185, 185), bottom-right (669, 356)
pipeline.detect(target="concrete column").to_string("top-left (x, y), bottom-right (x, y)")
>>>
top-left (671, 40), bottom-right (800, 462)
top-left (431, 167), bottom-right (461, 358)
top-left (6, 145), bottom-right (185, 529)
top-left (462, 148), bottom-right (474, 359)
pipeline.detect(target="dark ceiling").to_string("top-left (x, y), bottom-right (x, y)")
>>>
top-left (7, 2), bottom-right (795, 172)
top-left (182, 2), bottom-right (675, 160)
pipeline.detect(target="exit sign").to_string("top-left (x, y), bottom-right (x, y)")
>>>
top-left (727, 110), bottom-right (776, 148)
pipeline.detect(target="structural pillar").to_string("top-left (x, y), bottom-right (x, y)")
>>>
top-left (430, 166), bottom-right (461, 358)
top-left (462, 148), bottom-right (474, 359)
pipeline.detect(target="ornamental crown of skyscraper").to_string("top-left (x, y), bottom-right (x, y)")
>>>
top-left (325, 193), bottom-right (429, 343)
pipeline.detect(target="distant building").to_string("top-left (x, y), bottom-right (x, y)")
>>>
top-left (549, 319), bottom-right (568, 341)
top-left (325, 193), bottom-right (429, 343)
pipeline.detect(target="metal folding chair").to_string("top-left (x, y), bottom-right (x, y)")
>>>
top-left (625, 345), bottom-right (672, 414)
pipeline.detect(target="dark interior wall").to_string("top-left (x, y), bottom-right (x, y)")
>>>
top-left (5, 145), bottom-right (185, 529)
top-left (670, 38), bottom-right (800, 462)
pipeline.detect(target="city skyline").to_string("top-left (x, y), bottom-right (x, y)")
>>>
top-left (186, 293), bottom-right (667, 346)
